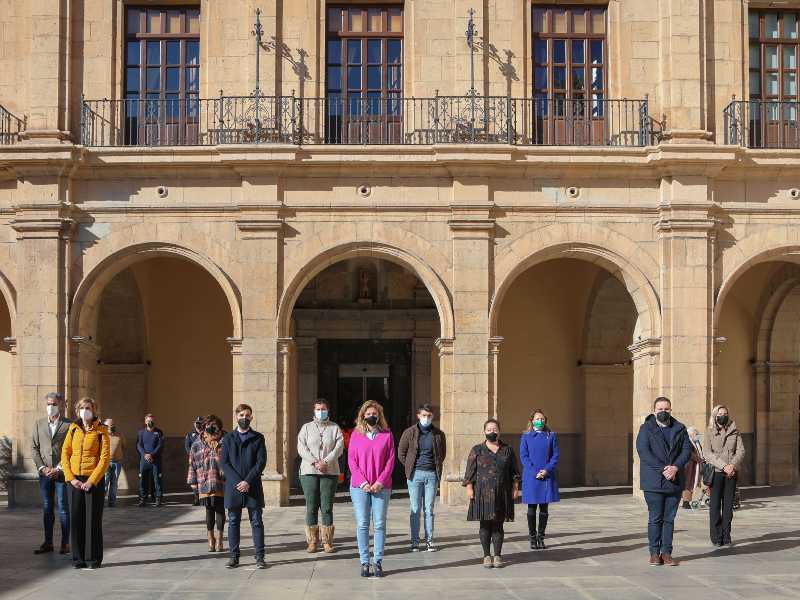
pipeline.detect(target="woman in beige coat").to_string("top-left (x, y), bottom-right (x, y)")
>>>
top-left (705, 405), bottom-right (745, 547)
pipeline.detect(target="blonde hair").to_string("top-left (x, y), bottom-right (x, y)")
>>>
top-left (355, 400), bottom-right (389, 434)
top-left (75, 397), bottom-right (97, 414)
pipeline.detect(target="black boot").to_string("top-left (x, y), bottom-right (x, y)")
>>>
top-left (527, 513), bottom-right (537, 549)
top-left (537, 512), bottom-right (549, 550)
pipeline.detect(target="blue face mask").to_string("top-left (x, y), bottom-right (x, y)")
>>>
top-left (315, 410), bottom-right (328, 421)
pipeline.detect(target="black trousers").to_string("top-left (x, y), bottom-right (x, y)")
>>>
top-left (479, 517), bottom-right (505, 556)
top-left (709, 471), bottom-right (737, 544)
top-left (70, 476), bottom-right (105, 566)
top-left (205, 496), bottom-right (225, 532)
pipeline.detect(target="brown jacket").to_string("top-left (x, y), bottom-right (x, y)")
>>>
top-left (705, 408), bottom-right (745, 474)
top-left (397, 423), bottom-right (446, 481)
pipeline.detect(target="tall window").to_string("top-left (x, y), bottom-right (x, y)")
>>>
top-left (125, 7), bottom-right (200, 144)
top-left (326, 5), bottom-right (403, 142)
top-left (532, 6), bottom-right (606, 116)
top-left (749, 11), bottom-right (799, 113)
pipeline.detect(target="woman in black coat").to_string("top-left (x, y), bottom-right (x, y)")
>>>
top-left (463, 418), bottom-right (520, 569)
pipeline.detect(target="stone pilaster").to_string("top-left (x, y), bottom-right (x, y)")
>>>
top-left (68, 336), bottom-right (100, 409)
top-left (488, 336), bottom-right (503, 420)
top-left (412, 337), bottom-right (434, 413)
top-left (629, 337), bottom-right (662, 494)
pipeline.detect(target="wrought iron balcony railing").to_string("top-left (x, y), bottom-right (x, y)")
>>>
top-left (81, 94), bottom-right (657, 148)
top-left (724, 99), bottom-right (800, 149)
top-left (0, 104), bottom-right (25, 145)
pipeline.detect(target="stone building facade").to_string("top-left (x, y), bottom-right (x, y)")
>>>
top-left (0, 0), bottom-right (799, 504)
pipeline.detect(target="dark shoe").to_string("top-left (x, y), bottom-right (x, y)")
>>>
top-left (155, 497), bottom-right (163, 507)
top-left (74, 562), bottom-right (87, 569)
top-left (410, 543), bottom-right (420, 552)
top-left (107, 502), bottom-right (115, 508)
top-left (681, 501), bottom-right (691, 509)
top-left (255, 557), bottom-right (267, 569)
top-left (373, 561), bottom-right (383, 578)
top-left (529, 536), bottom-right (537, 550)
top-left (649, 553), bottom-right (662, 566)
top-left (34, 544), bottom-right (53, 555)
top-left (192, 496), bottom-right (200, 507)
top-left (537, 535), bottom-right (546, 550)
top-left (59, 544), bottom-right (70, 555)
top-left (360, 563), bottom-right (371, 578)
top-left (226, 556), bottom-right (239, 569)
top-left (137, 498), bottom-right (145, 507)
top-left (86, 562), bottom-right (101, 570)
top-left (661, 553), bottom-right (677, 566)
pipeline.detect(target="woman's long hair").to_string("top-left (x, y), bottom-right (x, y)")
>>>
top-left (355, 400), bottom-right (389, 434)
top-left (74, 397), bottom-right (99, 425)
top-left (524, 408), bottom-right (550, 433)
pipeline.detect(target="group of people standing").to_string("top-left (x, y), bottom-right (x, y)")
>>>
top-left (30, 390), bottom-right (744, 575)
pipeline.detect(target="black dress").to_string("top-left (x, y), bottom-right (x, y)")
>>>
top-left (463, 441), bottom-right (521, 522)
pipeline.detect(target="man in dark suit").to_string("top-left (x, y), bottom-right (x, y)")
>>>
top-left (31, 392), bottom-right (72, 555)
top-left (221, 403), bottom-right (267, 569)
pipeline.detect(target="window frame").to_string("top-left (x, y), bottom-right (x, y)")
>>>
top-left (748, 9), bottom-right (800, 110)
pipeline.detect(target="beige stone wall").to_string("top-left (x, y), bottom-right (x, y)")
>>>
top-left (0, 291), bottom-right (11, 439)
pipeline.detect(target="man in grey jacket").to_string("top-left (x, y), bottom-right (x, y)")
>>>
top-left (31, 392), bottom-right (72, 555)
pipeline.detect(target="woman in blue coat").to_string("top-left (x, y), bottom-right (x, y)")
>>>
top-left (520, 409), bottom-right (560, 550)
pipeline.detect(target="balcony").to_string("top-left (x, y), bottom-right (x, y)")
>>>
top-left (725, 99), bottom-right (800, 149)
top-left (0, 104), bottom-right (25, 145)
top-left (81, 94), bottom-right (658, 148)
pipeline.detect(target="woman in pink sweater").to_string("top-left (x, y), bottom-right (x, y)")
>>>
top-left (348, 400), bottom-right (396, 579)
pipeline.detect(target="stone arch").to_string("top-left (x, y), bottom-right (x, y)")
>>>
top-left (0, 270), bottom-right (16, 336)
top-left (278, 241), bottom-right (454, 340)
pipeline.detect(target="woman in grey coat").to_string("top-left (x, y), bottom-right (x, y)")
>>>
top-left (297, 399), bottom-right (344, 553)
top-left (705, 405), bottom-right (745, 547)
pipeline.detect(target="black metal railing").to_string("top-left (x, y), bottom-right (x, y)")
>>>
top-left (0, 104), bottom-right (25, 145)
top-left (725, 99), bottom-right (800, 148)
top-left (81, 94), bottom-right (655, 148)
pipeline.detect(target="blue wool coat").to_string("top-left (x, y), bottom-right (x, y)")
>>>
top-left (520, 429), bottom-right (560, 504)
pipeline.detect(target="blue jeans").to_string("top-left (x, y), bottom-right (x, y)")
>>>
top-left (227, 508), bottom-right (265, 559)
top-left (39, 472), bottom-right (70, 546)
top-left (350, 486), bottom-right (391, 565)
top-left (105, 461), bottom-right (122, 505)
top-left (408, 470), bottom-right (437, 545)
top-left (644, 491), bottom-right (681, 555)
top-left (138, 458), bottom-right (162, 500)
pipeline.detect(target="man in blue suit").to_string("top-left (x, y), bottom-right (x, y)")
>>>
top-left (636, 396), bottom-right (692, 567)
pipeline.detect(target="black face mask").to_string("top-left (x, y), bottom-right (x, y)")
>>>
top-left (655, 411), bottom-right (671, 424)
top-left (365, 415), bottom-right (379, 427)
top-left (206, 426), bottom-right (219, 435)
top-left (485, 432), bottom-right (499, 442)
top-left (109, 426), bottom-right (116, 434)
top-left (716, 415), bottom-right (729, 427)
top-left (146, 421), bottom-right (155, 429)
top-left (238, 417), bottom-right (251, 430)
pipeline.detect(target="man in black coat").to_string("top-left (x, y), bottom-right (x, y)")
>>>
top-left (636, 396), bottom-right (692, 567)
top-left (220, 403), bottom-right (267, 569)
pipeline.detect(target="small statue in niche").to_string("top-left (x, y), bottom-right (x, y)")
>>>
top-left (359, 269), bottom-right (371, 300)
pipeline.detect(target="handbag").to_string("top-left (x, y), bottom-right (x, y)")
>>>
top-left (701, 462), bottom-right (715, 486)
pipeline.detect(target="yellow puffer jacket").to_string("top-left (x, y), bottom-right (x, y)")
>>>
top-left (61, 421), bottom-right (111, 486)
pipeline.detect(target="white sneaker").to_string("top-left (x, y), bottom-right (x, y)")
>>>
top-left (426, 541), bottom-right (437, 552)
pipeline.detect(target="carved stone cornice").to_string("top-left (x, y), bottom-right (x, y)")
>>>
top-left (236, 219), bottom-right (284, 240)
top-left (488, 336), bottom-right (504, 354)
top-left (2, 336), bottom-right (16, 355)
top-left (434, 337), bottom-right (454, 357)
top-left (628, 337), bottom-right (661, 361)
top-left (227, 337), bottom-right (243, 356)
top-left (11, 217), bottom-right (74, 240)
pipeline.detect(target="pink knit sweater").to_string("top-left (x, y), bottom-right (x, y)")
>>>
top-left (348, 429), bottom-right (396, 490)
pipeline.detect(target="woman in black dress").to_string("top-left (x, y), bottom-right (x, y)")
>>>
top-left (463, 418), bottom-right (521, 568)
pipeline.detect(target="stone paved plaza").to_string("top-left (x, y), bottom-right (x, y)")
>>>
top-left (2, 488), bottom-right (799, 600)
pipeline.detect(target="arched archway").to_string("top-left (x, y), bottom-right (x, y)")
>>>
top-left (0, 273), bottom-right (14, 477)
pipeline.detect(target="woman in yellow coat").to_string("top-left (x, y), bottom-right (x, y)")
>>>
top-left (62, 397), bottom-right (110, 569)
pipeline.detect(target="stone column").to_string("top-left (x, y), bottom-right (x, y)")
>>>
top-left (752, 361), bottom-right (769, 486)
top-left (628, 337), bottom-right (662, 495)
top-left (2, 337), bottom-right (18, 469)
top-left (435, 337), bottom-right (456, 503)
top-left (488, 336), bottom-right (503, 419)
top-left (766, 362), bottom-right (800, 485)
top-left (412, 337), bottom-right (434, 412)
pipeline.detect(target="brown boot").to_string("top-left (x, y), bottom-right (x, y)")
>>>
top-left (661, 553), bottom-right (677, 566)
top-left (649, 553), bottom-right (662, 566)
top-left (305, 525), bottom-right (319, 553)
top-left (216, 531), bottom-right (224, 552)
top-left (320, 525), bottom-right (336, 553)
top-left (207, 530), bottom-right (217, 553)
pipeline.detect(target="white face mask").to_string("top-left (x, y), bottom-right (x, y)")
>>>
top-left (79, 408), bottom-right (93, 422)
top-left (315, 409), bottom-right (328, 421)
top-left (46, 405), bottom-right (59, 418)
top-left (419, 416), bottom-right (432, 428)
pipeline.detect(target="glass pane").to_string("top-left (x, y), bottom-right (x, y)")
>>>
top-left (591, 9), bottom-right (605, 34)
top-left (186, 41), bottom-right (199, 66)
top-left (748, 12), bottom-right (759, 38)
top-left (166, 41), bottom-right (180, 65)
top-left (127, 9), bottom-right (141, 34)
top-left (165, 93), bottom-right (179, 119)
top-left (533, 8), bottom-right (547, 33)
top-left (572, 67), bottom-right (585, 90)
top-left (126, 68), bottom-right (140, 92)
top-left (389, 8), bottom-right (402, 32)
top-left (327, 66), bottom-right (341, 90)
top-left (766, 13), bottom-right (779, 38)
top-left (553, 40), bottom-right (565, 63)
top-left (367, 66), bottom-right (381, 89)
top-left (534, 67), bottom-right (547, 90)
top-left (146, 67), bottom-right (160, 90)
top-left (784, 72), bottom-right (797, 95)
top-left (554, 9), bottom-right (567, 33)
top-left (572, 40), bottom-right (584, 64)
top-left (784, 46), bottom-right (797, 69)
top-left (348, 40), bottom-right (361, 64)
top-left (784, 104), bottom-right (797, 120)
top-left (749, 43), bottom-right (760, 68)
top-left (186, 94), bottom-right (199, 118)
top-left (349, 96), bottom-right (362, 116)
top-left (367, 92), bottom-right (381, 114)
top-left (534, 39), bottom-right (547, 64)
top-left (573, 9), bottom-right (586, 34)
top-left (591, 40), bottom-right (603, 64)
top-left (327, 40), bottom-right (341, 65)
top-left (187, 9), bottom-right (200, 34)
top-left (147, 41), bottom-right (160, 65)
top-left (167, 10), bottom-right (181, 33)
top-left (766, 45), bottom-right (778, 68)
top-left (328, 8), bottom-right (341, 32)
top-left (349, 9), bottom-right (364, 33)
top-left (554, 93), bottom-right (566, 116)
top-left (592, 67), bottom-right (603, 90)
top-left (186, 68), bottom-right (199, 91)
top-left (389, 93), bottom-right (401, 115)
top-left (368, 8), bottom-right (382, 32)
top-left (592, 93), bottom-right (604, 117)
top-left (749, 71), bottom-right (761, 94)
top-left (786, 13), bottom-right (798, 39)
top-left (553, 67), bottom-right (566, 90)
top-left (767, 72), bottom-right (779, 95)
top-left (348, 66), bottom-right (361, 89)
top-left (368, 40), bottom-right (381, 64)
top-left (147, 9), bottom-right (161, 34)
top-left (166, 67), bottom-right (179, 91)
top-left (387, 40), bottom-right (401, 64)
top-left (389, 66), bottom-right (401, 90)
top-left (127, 41), bottom-right (140, 66)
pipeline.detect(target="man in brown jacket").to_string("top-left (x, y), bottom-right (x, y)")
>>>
top-left (397, 404), bottom-right (446, 552)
